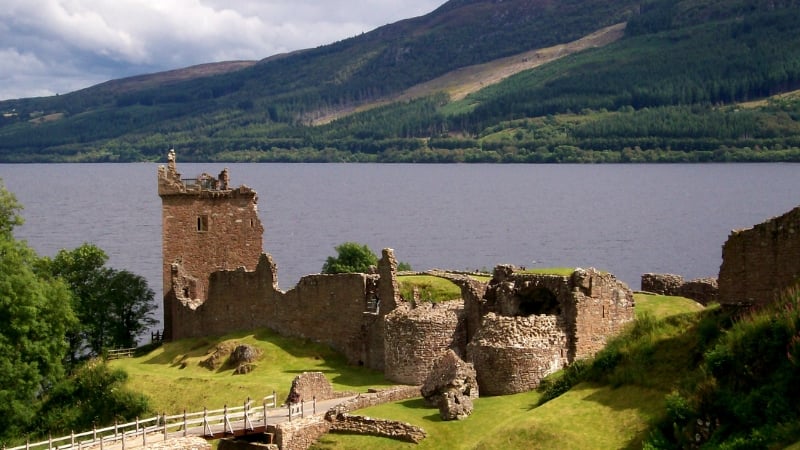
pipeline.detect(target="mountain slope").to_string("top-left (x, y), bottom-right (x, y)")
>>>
top-left (1, 0), bottom-right (800, 163)
top-left (0, 0), bottom-right (640, 162)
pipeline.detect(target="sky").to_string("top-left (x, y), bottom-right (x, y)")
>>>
top-left (0, 0), bottom-right (446, 101)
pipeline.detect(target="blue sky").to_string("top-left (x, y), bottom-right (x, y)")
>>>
top-left (0, 0), bottom-right (445, 101)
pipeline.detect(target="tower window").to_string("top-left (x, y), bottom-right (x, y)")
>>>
top-left (197, 215), bottom-right (209, 232)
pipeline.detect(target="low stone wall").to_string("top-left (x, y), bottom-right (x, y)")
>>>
top-left (272, 386), bottom-right (421, 450)
top-left (144, 437), bottom-right (211, 450)
top-left (274, 416), bottom-right (331, 450)
top-left (218, 439), bottom-right (278, 450)
top-left (334, 385), bottom-right (422, 413)
top-left (640, 273), bottom-right (718, 305)
top-left (325, 412), bottom-right (426, 443)
top-left (641, 273), bottom-right (685, 295)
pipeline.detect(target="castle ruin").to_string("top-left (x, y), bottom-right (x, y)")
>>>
top-left (718, 205), bottom-right (800, 307)
top-left (158, 155), bottom-right (636, 392)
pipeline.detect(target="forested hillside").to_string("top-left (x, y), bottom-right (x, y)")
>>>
top-left (1, 0), bottom-right (800, 162)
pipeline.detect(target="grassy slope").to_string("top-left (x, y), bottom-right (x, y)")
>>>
top-left (110, 328), bottom-right (392, 414)
top-left (113, 292), bottom-right (703, 448)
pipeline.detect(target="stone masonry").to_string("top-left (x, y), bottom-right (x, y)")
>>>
top-left (641, 273), bottom-right (719, 305)
top-left (158, 150), bottom-right (264, 340)
top-left (718, 205), bottom-right (800, 307)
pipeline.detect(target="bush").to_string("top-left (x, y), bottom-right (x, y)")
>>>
top-left (321, 242), bottom-right (378, 274)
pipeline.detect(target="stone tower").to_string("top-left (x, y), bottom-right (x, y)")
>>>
top-left (158, 150), bottom-right (264, 339)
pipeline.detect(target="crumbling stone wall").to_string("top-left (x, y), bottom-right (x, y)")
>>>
top-left (383, 300), bottom-right (467, 385)
top-left (641, 273), bottom-right (685, 295)
top-left (571, 269), bottom-right (636, 359)
top-left (719, 205), bottom-right (800, 307)
top-left (286, 371), bottom-right (347, 404)
top-left (468, 312), bottom-right (568, 395)
top-left (460, 267), bottom-right (634, 392)
top-left (274, 416), bottom-right (330, 450)
top-left (168, 253), bottom-right (396, 370)
top-left (640, 273), bottom-right (718, 305)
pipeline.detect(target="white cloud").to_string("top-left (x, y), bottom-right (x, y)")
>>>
top-left (0, 0), bottom-right (445, 101)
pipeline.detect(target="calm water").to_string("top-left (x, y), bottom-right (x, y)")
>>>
top-left (2, 163), bottom-right (799, 329)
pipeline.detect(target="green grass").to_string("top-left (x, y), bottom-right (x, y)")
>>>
top-left (111, 328), bottom-right (391, 414)
top-left (633, 293), bottom-right (704, 320)
top-left (517, 267), bottom-right (576, 276)
top-left (397, 275), bottom-right (463, 303)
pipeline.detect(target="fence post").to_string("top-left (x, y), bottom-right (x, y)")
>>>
top-left (48, 433), bottom-right (52, 450)
top-left (183, 409), bottom-right (188, 437)
top-left (25, 439), bottom-right (29, 450)
top-left (114, 419), bottom-right (118, 437)
top-left (163, 413), bottom-right (168, 441)
top-left (263, 399), bottom-right (267, 427)
top-left (273, 390), bottom-right (277, 408)
top-left (71, 430), bottom-right (75, 448)
top-left (301, 400), bottom-right (305, 418)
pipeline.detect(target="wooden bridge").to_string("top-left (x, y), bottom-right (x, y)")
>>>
top-left (5, 392), bottom-right (350, 450)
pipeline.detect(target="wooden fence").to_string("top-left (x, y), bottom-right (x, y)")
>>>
top-left (106, 348), bottom-right (135, 360)
top-left (4, 392), bottom-right (278, 450)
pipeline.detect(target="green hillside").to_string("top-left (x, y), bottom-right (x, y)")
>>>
top-left (1, 0), bottom-right (800, 162)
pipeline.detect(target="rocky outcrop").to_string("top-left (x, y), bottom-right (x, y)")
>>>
top-left (421, 350), bottom-right (478, 420)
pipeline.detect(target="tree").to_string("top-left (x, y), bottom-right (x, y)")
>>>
top-left (0, 180), bottom-right (76, 440)
top-left (105, 269), bottom-right (157, 349)
top-left (43, 244), bottom-right (157, 357)
top-left (35, 361), bottom-right (150, 435)
top-left (321, 242), bottom-right (379, 274)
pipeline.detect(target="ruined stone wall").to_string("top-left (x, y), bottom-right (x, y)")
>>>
top-left (159, 157), bottom-right (263, 340)
top-left (169, 252), bottom-right (394, 370)
top-left (719, 206), bottom-right (800, 307)
top-left (383, 300), bottom-right (466, 385)
top-left (641, 273), bottom-right (685, 295)
top-left (274, 416), bottom-right (330, 450)
top-left (571, 269), bottom-right (635, 359)
top-left (467, 312), bottom-right (568, 395)
top-left (641, 273), bottom-right (718, 305)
